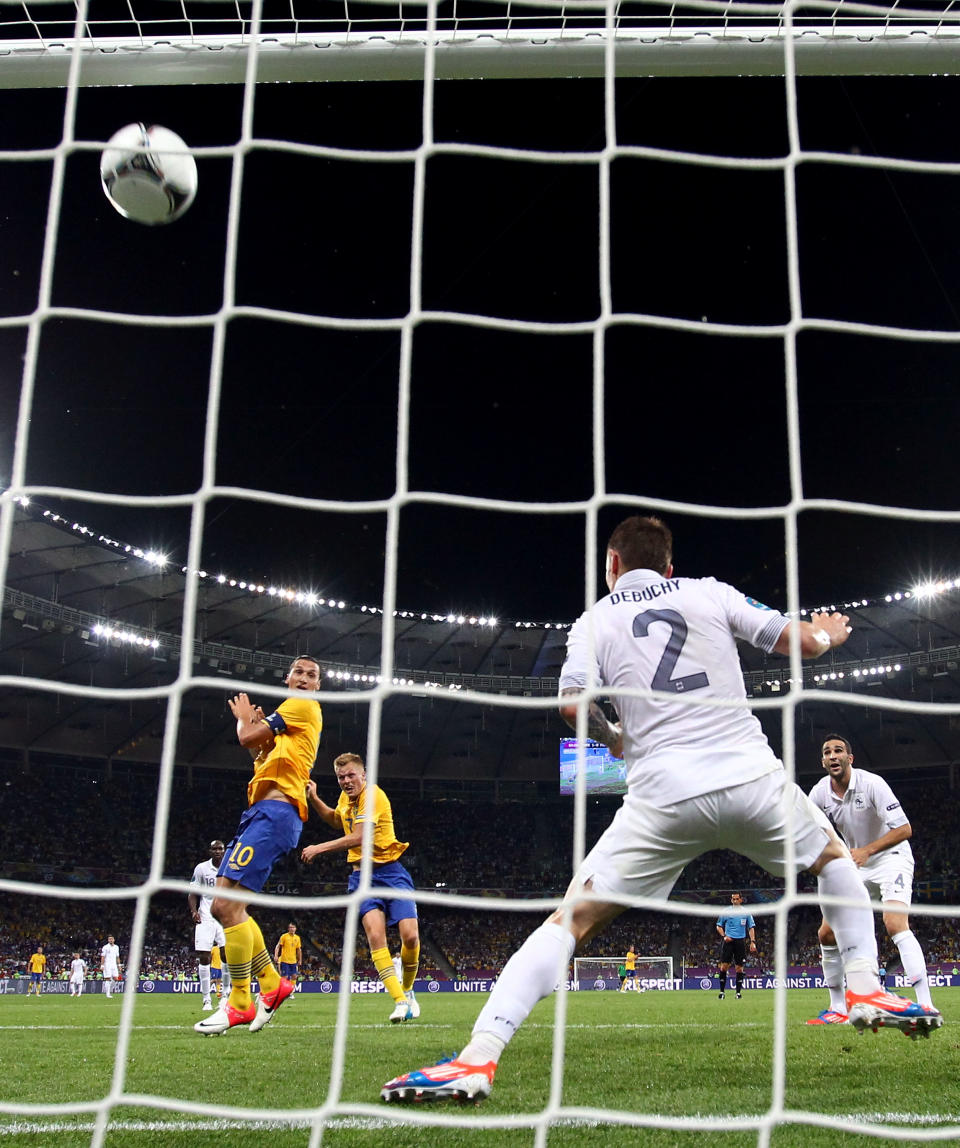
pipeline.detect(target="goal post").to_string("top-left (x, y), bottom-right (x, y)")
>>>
top-left (6, 7), bottom-right (960, 88)
top-left (574, 955), bottom-right (675, 990)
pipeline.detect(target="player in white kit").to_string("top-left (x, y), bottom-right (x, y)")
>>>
top-left (805, 734), bottom-right (934, 1025)
top-left (101, 936), bottom-right (121, 998)
top-left (189, 839), bottom-right (230, 1011)
top-left (68, 953), bottom-right (86, 997)
top-left (382, 515), bottom-right (942, 1104)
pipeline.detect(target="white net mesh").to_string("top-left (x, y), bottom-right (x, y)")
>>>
top-left (1, 0), bottom-right (960, 1144)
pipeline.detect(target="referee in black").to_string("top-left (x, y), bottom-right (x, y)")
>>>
top-left (716, 892), bottom-right (757, 999)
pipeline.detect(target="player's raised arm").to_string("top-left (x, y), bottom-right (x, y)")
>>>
top-left (301, 824), bottom-right (363, 864)
top-left (228, 692), bottom-right (275, 756)
top-left (772, 611), bottom-right (852, 659)
top-left (305, 779), bottom-right (340, 830)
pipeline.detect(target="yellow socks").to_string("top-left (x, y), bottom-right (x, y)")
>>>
top-left (371, 946), bottom-right (406, 1003)
top-left (223, 919), bottom-right (254, 1010)
top-left (400, 941), bottom-right (420, 994)
top-left (249, 917), bottom-right (280, 994)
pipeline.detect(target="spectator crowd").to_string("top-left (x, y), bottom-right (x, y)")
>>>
top-left (2, 754), bottom-right (959, 983)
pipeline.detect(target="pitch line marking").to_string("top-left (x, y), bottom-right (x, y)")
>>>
top-left (2, 1113), bottom-right (959, 1134)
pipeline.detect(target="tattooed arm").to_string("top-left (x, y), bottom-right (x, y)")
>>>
top-left (559, 686), bottom-right (623, 759)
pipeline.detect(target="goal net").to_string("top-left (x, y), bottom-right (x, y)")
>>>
top-left (2, 0), bottom-right (959, 1145)
top-left (574, 956), bottom-right (675, 990)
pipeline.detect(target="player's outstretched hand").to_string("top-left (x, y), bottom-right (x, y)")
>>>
top-left (811, 611), bottom-right (852, 649)
top-left (301, 844), bottom-right (322, 865)
top-left (228, 692), bottom-right (256, 721)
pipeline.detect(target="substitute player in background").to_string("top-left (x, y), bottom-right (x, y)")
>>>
top-left (302, 752), bottom-right (421, 1023)
top-left (101, 935), bottom-right (121, 998)
top-left (382, 515), bottom-right (941, 1105)
top-left (806, 734), bottom-right (934, 1025)
top-left (27, 945), bottom-right (45, 996)
top-left (68, 953), bottom-right (87, 997)
top-left (195, 655), bottom-right (322, 1036)
top-left (716, 892), bottom-right (756, 1000)
top-left (275, 923), bottom-right (302, 1002)
top-left (189, 839), bottom-right (231, 1011)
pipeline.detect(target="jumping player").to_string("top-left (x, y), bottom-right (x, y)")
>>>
top-left (194, 655), bottom-right (322, 1035)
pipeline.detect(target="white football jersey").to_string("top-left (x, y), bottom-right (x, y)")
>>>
top-left (101, 943), bottom-right (120, 969)
top-left (559, 569), bottom-right (788, 803)
top-left (191, 859), bottom-right (219, 922)
top-left (808, 767), bottom-right (914, 867)
top-left (70, 958), bottom-right (86, 980)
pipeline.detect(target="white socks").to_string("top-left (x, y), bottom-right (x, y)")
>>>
top-left (464, 922), bottom-right (576, 1064)
top-left (817, 858), bottom-right (880, 996)
top-left (819, 943), bottom-right (847, 1014)
top-left (199, 963), bottom-right (211, 997)
top-left (891, 929), bottom-right (932, 1007)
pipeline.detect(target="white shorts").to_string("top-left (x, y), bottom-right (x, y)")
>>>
top-left (194, 919), bottom-right (226, 952)
top-left (69, 974), bottom-right (83, 985)
top-left (859, 852), bottom-right (915, 907)
top-left (578, 770), bottom-right (832, 902)
top-left (102, 964), bottom-right (119, 979)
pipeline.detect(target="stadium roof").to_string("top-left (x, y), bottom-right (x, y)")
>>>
top-left (2, 502), bottom-right (959, 793)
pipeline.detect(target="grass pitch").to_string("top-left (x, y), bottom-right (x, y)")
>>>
top-left (0, 988), bottom-right (956, 1147)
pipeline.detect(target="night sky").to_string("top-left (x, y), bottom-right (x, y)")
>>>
top-left (1, 69), bottom-right (958, 624)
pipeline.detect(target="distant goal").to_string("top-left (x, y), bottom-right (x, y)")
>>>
top-left (574, 956), bottom-right (676, 991)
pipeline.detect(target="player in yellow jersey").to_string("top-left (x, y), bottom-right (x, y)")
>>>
top-left (210, 943), bottom-right (224, 998)
top-left (619, 946), bottom-right (637, 992)
top-left (195, 654), bottom-right (322, 1036)
top-left (302, 752), bottom-right (421, 1024)
top-left (274, 923), bottom-right (302, 1003)
top-left (27, 946), bottom-right (46, 996)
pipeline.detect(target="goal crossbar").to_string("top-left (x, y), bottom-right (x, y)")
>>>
top-left (4, 25), bottom-right (960, 88)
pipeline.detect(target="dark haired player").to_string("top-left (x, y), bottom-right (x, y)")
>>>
top-left (382, 515), bottom-right (940, 1104)
top-left (806, 734), bottom-right (934, 1026)
top-left (195, 655), bottom-right (322, 1035)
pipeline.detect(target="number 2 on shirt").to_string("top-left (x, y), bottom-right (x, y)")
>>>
top-left (632, 608), bottom-right (710, 694)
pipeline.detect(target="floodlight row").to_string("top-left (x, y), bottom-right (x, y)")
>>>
top-left (11, 499), bottom-right (959, 631)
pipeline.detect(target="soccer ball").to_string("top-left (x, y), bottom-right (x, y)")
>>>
top-left (100, 123), bottom-right (198, 225)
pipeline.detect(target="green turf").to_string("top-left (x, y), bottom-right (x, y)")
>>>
top-left (0, 988), bottom-right (955, 1147)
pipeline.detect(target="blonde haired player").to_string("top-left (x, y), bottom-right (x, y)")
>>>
top-left (302, 752), bottom-right (421, 1023)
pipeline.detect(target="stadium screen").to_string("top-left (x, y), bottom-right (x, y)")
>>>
top-left (559, 738), bottom-right (626, 796)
